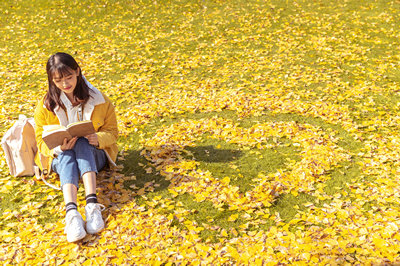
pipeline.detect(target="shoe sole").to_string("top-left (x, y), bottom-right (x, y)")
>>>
top-left (67, 231), bottom-right (87, 243)
top-left (86, 224), bottom-right (104, 235)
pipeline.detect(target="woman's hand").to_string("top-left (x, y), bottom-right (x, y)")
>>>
top-left (60, 137), bottom-right (78, 151)
top-left (85, 133), bottom-right (99, 147)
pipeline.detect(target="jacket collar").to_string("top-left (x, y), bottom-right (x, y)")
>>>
top-left (52, 76), bottom-right (105, 126)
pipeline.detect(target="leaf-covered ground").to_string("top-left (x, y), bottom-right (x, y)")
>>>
top-left (1, 0), bottom-right (400, 264)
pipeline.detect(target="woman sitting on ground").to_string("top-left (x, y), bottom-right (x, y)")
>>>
top-left (34, 52), bottom-right (118, 242)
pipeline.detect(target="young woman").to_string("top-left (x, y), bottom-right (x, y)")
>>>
top-left (34, 52), bottom-right (118, 242)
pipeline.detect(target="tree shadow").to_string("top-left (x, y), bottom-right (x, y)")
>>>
top-left (185, 145), bottom-right (243, 163)
top-left (97, 144), bottom-right (243, 198)
top-left (118, 148), bottom-right (171, 192)
top-left (87, 144), bottom-right (243, 245)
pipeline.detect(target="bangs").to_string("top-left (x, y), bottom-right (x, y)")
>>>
top-left (50, 64), bottom-right (75, 79)
top-left (45, 52), bottom-right (91, 112)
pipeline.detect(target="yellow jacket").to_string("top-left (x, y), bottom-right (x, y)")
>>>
top-left (34, 89), bottom-right (118, 172)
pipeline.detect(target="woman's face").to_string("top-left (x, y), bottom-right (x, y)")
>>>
top-left (52, 68), bottom-right (79, 96)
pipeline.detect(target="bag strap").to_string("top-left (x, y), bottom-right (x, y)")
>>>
top-left (41, 170), bottom-right (61, 190)
top-left (34, 166), bottom-right (61, 190)
top-left (36, 153), bottom-right (61, 190)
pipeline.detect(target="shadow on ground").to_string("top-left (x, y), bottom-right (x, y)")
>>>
top-left (186, 145), bottom-right (243, 163)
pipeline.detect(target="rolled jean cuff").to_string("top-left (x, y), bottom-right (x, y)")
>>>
top-left (76, 157), bottom-right (98, 176)
top-left (60, 176), bottom-right (79, 189)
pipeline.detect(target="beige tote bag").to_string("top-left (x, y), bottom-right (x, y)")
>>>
top-left (1, 115), bottom-right (37, 177)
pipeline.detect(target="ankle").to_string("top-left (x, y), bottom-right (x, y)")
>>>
top-left (85, 193), bottom-right (98, 205)
top-left (65, 202), bottom-right (77, 215)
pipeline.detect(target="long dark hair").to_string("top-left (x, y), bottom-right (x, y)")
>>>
top-left (44, 52), bottom-right (92, 112)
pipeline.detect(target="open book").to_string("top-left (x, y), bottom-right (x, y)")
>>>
top-left (42, 120), bottom-right (95, 150)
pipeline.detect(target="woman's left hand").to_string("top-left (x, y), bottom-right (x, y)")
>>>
top-left (85, 133), bottom-right (99, 147)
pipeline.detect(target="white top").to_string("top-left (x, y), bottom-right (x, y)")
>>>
top-left (60, 92), bottom-right (83, 124)
top-left (53, 93), bottom-right (84, 155)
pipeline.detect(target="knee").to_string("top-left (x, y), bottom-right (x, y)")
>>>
top-left (74, 137), bottom-right (91, 150)
top-left (56, 149), bottom-right (77, 168)
top-left (76, 137), bottom-right (90, 146)
top-left (59, 149), bottom-right (75, 160)
top-left (73, 137), bottom-right (96, 156)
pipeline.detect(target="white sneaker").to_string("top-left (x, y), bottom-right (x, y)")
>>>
top-left (85, 203), bottom-right (105, 234)
top-left (65, 210), bottom-right (86, 242)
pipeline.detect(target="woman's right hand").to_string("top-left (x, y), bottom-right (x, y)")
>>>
top-left (60, 137), bottom-right (78, 151)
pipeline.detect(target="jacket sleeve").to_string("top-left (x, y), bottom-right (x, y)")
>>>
top-left (96, 98), bottom-right (118, 149)
top-left (33, 101), bottom-right (54, 159)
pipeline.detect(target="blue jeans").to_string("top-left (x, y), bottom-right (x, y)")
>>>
top-left (51, 137), bottom-right (107, 188)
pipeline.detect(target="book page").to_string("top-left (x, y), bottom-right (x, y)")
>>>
top-left (42, 125), bottom-right (65, 136)
top-left (66, 120), bottom-right (95, 137)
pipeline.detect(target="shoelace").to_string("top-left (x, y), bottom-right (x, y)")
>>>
top-left (98, 204), bottom-right (106, 212)
top-left (87, 203), bottom-right (106, 220)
